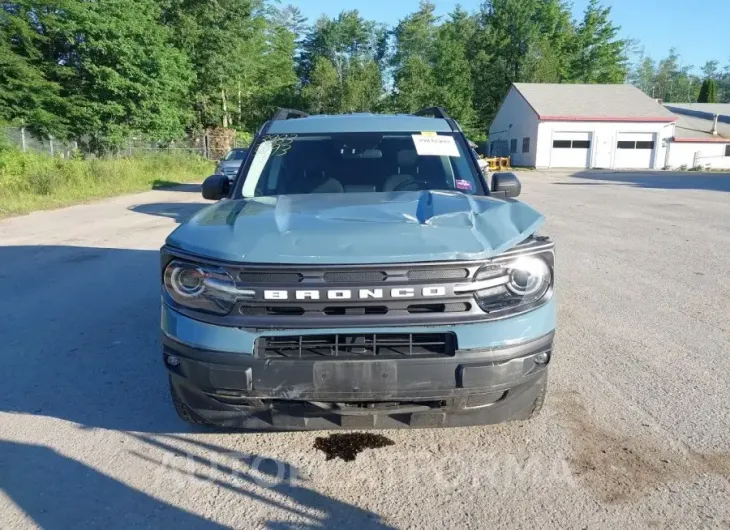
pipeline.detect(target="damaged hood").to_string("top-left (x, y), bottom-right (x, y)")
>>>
top-left (167, 191), bottom-right (544, 264)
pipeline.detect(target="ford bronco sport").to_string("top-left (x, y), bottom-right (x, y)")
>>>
top-left (161, 107), bottom-right (555, 430)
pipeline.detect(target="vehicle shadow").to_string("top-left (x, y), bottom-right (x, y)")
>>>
top-left (129, 202), bottom-right (209, 223)
top-left (0, 245), bottom-right (194, 433)
top-left (0, 437), bottom-right (393, 529)
top-left (129, 434), bottom-right (395, 529)
top-left (562, 170), bottom-right (730, 192)
top-left (0, 440), bottom-right (225, 529)
top-left (152, 180), bottom-right (202, 193)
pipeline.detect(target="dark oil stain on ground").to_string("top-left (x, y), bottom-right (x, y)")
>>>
top-left (554, 390), bottom-right (730, 504)
top-left (313, 433), bottom-right (395, 462)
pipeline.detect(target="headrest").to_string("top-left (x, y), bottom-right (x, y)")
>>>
top-left (397, 149), bottom-right (418, 167)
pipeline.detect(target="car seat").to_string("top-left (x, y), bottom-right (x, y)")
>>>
top-left (382, 149), bottom-right (419, 192)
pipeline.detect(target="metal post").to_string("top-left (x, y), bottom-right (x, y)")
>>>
top-left (20, 127), bottom-right (27, 152)
top-left (49, 135), bottom-right (54, 156)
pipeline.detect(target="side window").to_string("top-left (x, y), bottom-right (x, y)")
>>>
top-left (725, 145), bottom-right (730, 157)
top-left (510, 139), bottom-right (517, 153)
top-left (522, 137), bottom-right (530, 153)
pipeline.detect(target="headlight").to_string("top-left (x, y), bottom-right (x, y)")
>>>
top-left (505, 256), bottom-right (551, 298)
top-left (164, 260), bottom-right (251, 315)
top-left (459, 254), bottom-right (553, 314)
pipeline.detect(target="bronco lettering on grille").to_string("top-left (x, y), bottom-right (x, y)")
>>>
top-left (263, 287), bottom-right (448, 301)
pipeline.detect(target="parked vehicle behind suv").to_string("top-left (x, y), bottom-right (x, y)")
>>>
top-left (214, 147), bottom-right (249, 181)
top-left (160, 107), bottom-right (555, 430)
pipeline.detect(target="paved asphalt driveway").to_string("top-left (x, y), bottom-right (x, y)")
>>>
top-left (1, 170), bottom-right (729, 529)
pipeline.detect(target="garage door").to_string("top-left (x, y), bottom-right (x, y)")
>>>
top-left (614, 133), bottom-right (655, 169)
top-left (549, 132), bottom-right (592, 168)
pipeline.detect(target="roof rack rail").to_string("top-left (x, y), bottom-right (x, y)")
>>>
top-left (271, 108), bottom-right (310, 121)
top-left (414, 107), bottom-right (452, 120)
top-left (414, 106), bottom-right (461, 132)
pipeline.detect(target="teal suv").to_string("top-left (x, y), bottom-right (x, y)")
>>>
top-left (160, 107), bottom-right (555, 430)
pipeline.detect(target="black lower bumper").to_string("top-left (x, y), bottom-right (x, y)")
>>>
top-left (163, 332), bottom-right (553, 431)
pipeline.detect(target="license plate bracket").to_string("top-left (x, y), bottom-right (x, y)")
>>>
top-left (313, 361), bottom-right (398, 393)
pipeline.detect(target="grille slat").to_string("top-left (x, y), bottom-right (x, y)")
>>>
top-left (256, 333), bottom-right (456, 359)
top-left (322, 271), bottom-right (387, 283)
top-left (239, 272), bottom-right (303, 283)
top-left (407, 268), bottom-right (469, 280)
top-left (240, 303), bottom-right (470, 316)
top-left (236, 266), bottom-right (472, 284)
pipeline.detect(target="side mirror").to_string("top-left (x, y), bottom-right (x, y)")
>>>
top-left (202, 174), bottom-right (230, 201)
top-left (491, 172), bottom-right (521, 198)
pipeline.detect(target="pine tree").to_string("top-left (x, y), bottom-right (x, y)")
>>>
top-left (698, 79), bottom-right (710, 102)
top-left (707, 79), bottom-right (718, 103)
top-left (569, 0), bottom-right (629, 83)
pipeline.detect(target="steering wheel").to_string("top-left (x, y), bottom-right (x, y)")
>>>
top-left (393, 178), bottom-right (430, 192)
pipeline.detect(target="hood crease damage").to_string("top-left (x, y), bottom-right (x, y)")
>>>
top-left (167, 190), bottom-right (544, 264)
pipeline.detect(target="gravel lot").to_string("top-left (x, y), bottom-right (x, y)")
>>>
top-left (1, 170), bottom-right (729, 529)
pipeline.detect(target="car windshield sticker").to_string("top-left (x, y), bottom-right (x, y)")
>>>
top-left (241, 140), bottom-right (273, 196)
top-left (412, 134), bottom-right (460, 157)
top-left (420, 131), bottom-right (438, 136)
top-left (455, 179), bottom-right (472, 191)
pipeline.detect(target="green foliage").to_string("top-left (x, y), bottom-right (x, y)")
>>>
top-left (299, 10), bottom-right (386, 114)
top-left (0, 148), bottom-right (212, 216)
top-left (3, 0), bottom-right (727, 154)
top-left (698, 79), bottom-right (718, 103)
top-left (568, 0), bottom-right (628, 83)
top-left (628, 47), bottom-right (715, 103)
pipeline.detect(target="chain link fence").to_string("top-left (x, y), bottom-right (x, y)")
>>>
top-left (2, 127), bottom-right (250, 160)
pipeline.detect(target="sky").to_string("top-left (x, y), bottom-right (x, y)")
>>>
top-left (289, 0), bottom-right (730, 73)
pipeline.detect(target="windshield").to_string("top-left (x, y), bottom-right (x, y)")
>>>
top-left (224, 149), bottom-right (248, 161)
top-left (236, 132), bottom-right (484, 197)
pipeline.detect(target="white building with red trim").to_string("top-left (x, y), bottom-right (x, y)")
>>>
top-left (488, 83), bottom-right (730, 170)
top-left (663, 103), bottom-right (730, 170)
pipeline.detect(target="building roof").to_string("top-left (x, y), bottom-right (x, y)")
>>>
top-left (512, 83), bottom-right (677, 122)
top-left (666, 105), bottom-right (730, 142)
top-left (268, 114), bottom-right (453, 134)
top-left (664, 103), bottom-right (730, 117)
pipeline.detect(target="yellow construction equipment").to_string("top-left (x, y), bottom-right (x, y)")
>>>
top-left (484, 157), bottom-right (511, 171)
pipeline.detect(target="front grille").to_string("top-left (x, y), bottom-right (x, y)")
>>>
top-left (223, 260), bottom-right (495, 327)
top-left (255, 333), bottom-right (456, 359)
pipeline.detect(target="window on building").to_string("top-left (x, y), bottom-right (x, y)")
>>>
top-left (617, 141), bottom-right (635, 149)
top-left (522, 137), bottom-right (530, 153)
top-left (553, 139), bottom-right (591, 149)
top-left (636, 141), bottom-right (655, 149)
top-left (510, 139), bottom-right (517, 153)
top-left (725, 145), bottom-right (730, 156)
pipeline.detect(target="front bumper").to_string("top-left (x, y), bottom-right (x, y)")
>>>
top-left (164, 330), bottom-right (554, 431)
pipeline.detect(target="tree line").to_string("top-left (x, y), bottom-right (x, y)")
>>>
top-left (2, 0), bottom-right (728, 152)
